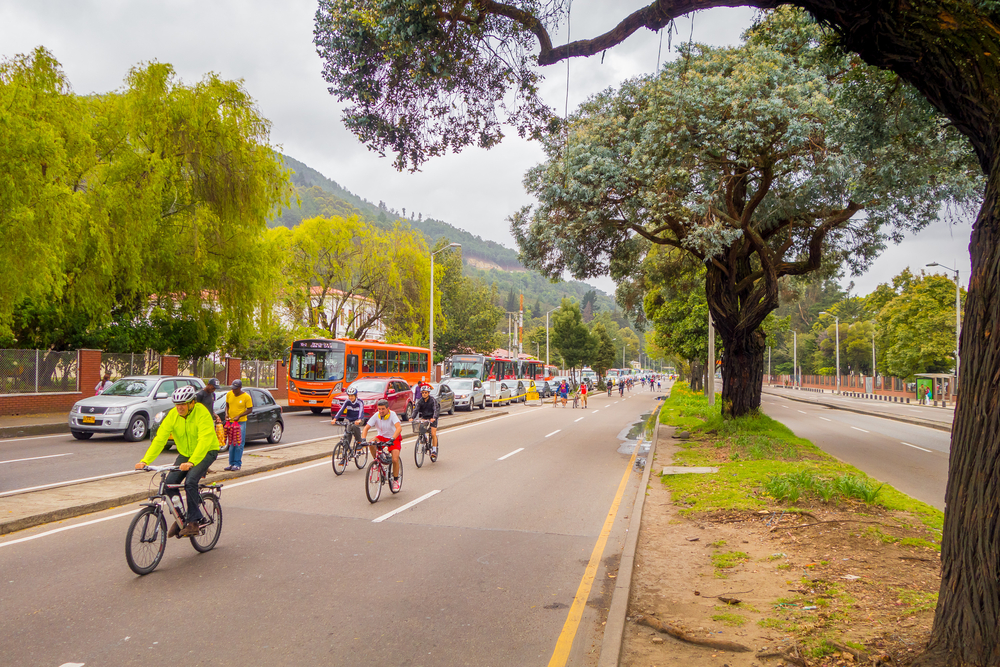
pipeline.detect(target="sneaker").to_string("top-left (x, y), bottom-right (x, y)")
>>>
top-left (168, 521), bottom-right (181, 538)
top-left (223, 465), bottom-right (235, 471)
top-left (232, 466), bottom-right (241, 471)
top-left (430, 447), bottom-right (438, 460)
top-left (391, 477), bottom-right (401, 492)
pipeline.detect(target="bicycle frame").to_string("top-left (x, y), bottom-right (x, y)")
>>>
top-left (139, 466), bottom-right (222, 526)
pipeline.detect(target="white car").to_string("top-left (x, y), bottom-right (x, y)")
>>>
top-left (445, 378), bottom-right (486, 410)
top-left (484, 381), bottom-right (512, 407)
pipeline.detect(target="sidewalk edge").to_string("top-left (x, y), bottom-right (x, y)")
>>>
top-left (598, 409), bottom-right (659, 667)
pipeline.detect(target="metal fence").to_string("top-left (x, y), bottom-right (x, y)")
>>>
top-left (101, 351), bottom-right (160, 378)
top-left (178, 356), bottom-right (226, 383)
top-left (0, 349), bottom-right (79, 394)
top-left (241, 360), bottom-right (278, 388)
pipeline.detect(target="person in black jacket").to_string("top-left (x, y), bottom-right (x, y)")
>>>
top-left (332, 386), bottom-right (365, 449)
top-left (414, 385), bottom-right (440, 457)
top-left (195, 378), bottom-right (221, 424)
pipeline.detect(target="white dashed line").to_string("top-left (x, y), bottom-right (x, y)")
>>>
top-left (545, 430), bottom-right (561, 438)
top-left (797, 410), bottom-right (807, 415)
top-left (574, 417), bottom-right (584, 423)
top-left (498, 448), bottom-right (524, 461)
top-left (373, 489), bottom-right (441, 523)
top-left (851, 426), bottom-right (870, 433)
top-left (0, 453), bottom-right (73, 465)
top-left (592, 410), bottom-right (599, 414)
top-left (901, 442), bottom-right (932, 452)
top-left (780, 405), bottom-right (790, 408)
top-left (819, 417), bottom-right (832, 422)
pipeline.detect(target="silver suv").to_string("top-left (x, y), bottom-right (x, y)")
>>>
top-left (68, 376), bottom-right (205, 441)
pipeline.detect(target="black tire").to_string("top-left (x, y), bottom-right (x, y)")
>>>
top-left (125, 507), bottom-right (166, 575)
top-left (448, 403), bottom-right (454, 415)
top-left (414, 435), bottom-right (426, 468)
top-left (71, 430), bottom-right (92, 440)
top-left (365, 461), bottom-right (382, 503)
top-left (190, 494), bottom-right (223, 553)
top-left (310, 407), bottom-right (325, 415)
top-left (390, 459), bottom-right (403, 494)
top-left (332, 442), bottom-right (348, 476)
top-left (402, 403), bottom-right (413, 422)
top-left (267, 421), bottom-right (283, 444)
top-left (354, 442), bottom-right (369, 469)
top-left (123, 415), bottom-right (148, 442)
top-left (480, 397), bottom-right (486, 410)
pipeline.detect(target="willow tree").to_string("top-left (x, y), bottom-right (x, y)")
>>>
top-left (316, 2), bottom-right (1000, 663)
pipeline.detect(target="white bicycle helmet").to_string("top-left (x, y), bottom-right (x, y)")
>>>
top-left (171, 385), bottom-right (198, 404)
top-left (346, 386), bottom-right (358, 396)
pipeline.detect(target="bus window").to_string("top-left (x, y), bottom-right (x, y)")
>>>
top-left (346, 354), bottom-right (359, 382)
top-left (362, 349), bottom-right (375, 373)
top-left (388, 350), bottom-right (398, 373)
top-left (376, 350), bottom-right (387, 373)
top-left (402, 352), bottom-right (411, 374)
top-left (420, 353), bottom-right (428, 373)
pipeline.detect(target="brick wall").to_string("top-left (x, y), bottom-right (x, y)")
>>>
top-left (160, 355), bottom-right (178, 376)
top-left (270, 361), bottom-right (288, 399)
top-left (0, 349), bottom-right (101, 416)
top-left (225, 357), bottom-right (241, 385)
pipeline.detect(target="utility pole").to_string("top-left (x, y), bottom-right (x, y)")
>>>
top-left (707, 312), bottom-right (715, 405)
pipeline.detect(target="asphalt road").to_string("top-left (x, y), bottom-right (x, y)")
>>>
top-left (0, 408), bottom-right (496, 496)
top-left (0, 391), bottom-right (657, 666)
top-left (759, 392), bottom-right (950, 510)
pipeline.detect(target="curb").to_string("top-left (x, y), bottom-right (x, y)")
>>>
top-left (0, 409), bottom-right (508, 537)
top-left (763, 388), bottom-right (952, 433)
top-left (598, 407), bottom-right (660, 667)
top-left (0, 422), bottom-right (70, 439)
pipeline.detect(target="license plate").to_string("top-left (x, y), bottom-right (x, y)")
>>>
top-left (82, 416), bottom-right (96, 424)
top-left (306, 400), bottom-right (316, 404)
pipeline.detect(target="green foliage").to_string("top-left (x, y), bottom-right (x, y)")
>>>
top-left (434, 240), bottom-right (504, 359)
top-left (589, 322), bottom-right (617, 378)
top-left (551, 298), bottom-right (594, 371)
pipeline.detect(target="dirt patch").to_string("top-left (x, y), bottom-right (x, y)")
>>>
top-left (621, 439), bottom-right (940, 667)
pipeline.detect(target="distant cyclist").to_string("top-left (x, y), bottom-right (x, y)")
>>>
top-left (414, 385), bottom-right (440, 457)
top-left (135, 385), bottom-right (220, 538)
top-left (332, 385), bottom-right (365, 450)
top-left (361, 399), bottom-right (403, 492)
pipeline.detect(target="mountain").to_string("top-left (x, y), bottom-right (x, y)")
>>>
top-left (268, 153), bottom-right (617, 313)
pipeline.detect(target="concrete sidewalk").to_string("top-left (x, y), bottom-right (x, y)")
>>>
top-left (762, 385), bottom-right (953, 432)
top-left (0, 409), bottom-right (506, 536)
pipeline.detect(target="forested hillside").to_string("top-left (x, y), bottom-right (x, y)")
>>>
top-left (269, 154), bottom-right (616, 315)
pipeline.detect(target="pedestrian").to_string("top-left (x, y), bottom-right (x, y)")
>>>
top-left (223, 379), bottom-right (253, 471)
top-left (558, 379), bottom-right (569, 407)
top-left (580, 379), bottom-right (588, 408)
top-left (95, 371), bottom-right (113, 396)
top-left (196, 378), bottom-right (222, 423)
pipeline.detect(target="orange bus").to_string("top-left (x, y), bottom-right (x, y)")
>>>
top-left (287, 338), bottom-right (431, 414)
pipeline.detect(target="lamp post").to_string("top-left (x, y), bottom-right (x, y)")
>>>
top-left (792, 330), bottom-right (797, 388)
top-left (820, 311), bottom-right (839, 394)
top-left (429, 243), bottom-right (461, 377)
top-left (926, 262), bottom-right (961, 396)
top-left (545, 307), bottom-right (559, 367)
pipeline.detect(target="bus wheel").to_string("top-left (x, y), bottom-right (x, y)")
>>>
top-left (310, 407), bottom-right (325, 415)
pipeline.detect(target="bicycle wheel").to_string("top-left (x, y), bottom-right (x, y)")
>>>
top-left (354, 443), bottom-right (368, 469)
top-left (390, 460), bottom-right (403, 494)
top-left (414, 435), bottom-right (426, 468)
top-left (332, 441), bottom-right (348, 476)
top-left (365, 461), bottom-right (382, 503)
top-left (190, 494), bottom-right (223, 553)
top-left (125, 507), bottom-right (166, 575)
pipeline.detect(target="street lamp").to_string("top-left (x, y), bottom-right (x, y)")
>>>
top-left (545, 307), bottom-right (559, 367)
top-left (819, 311), bottom-right (840, 394)
top-left (429, 243), bottom-right (461, 377)
top-left (926, 262), bottom-right (961, 394)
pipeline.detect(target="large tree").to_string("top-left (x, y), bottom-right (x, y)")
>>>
top-left (315, 2), bottom-right (1000, 664)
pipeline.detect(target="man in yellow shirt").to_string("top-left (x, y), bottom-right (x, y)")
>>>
top-left (224, 379), bottom-right (253, 471)
top-left (135, 385), bottom-right (219, 537)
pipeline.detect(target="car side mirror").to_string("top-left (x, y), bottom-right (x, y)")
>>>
top-left (155, 392), bottom-right (168, 400)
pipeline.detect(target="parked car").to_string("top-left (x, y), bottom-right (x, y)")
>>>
top-left (425, 382), bottom-right (455, 416)
top-left (149, 386), bottom-right (284, 445)
top-left (329, 377), bottom-right (415, 421)
top-left (539, 380), bottom-right (554, 398)
top-left (445, 377), bottom-right (485, 410)
top-left (550, 377), bottom-right (577, 394)
top-left (484, 381), bottom-right (512, 407)
top-left (506, 379), bottom-right (526, 403)
top-left (68, 376), bottom-right (205, 441)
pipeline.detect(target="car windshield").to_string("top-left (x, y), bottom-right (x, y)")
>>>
top-left (447, 379), bottom-right (475, 390)
top-left (349, 379), bottom-right (388, 394)
top-left (100, 379), bottom-right (154, 397)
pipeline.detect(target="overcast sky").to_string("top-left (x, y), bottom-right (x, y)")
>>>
top-left (0, 0), bottom-right (974, 299)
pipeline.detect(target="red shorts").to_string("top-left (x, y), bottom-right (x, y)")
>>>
top-left (375, 435), bottom-right (402, 452)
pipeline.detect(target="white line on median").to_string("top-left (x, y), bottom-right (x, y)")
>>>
top-left (545, 430), bottom-right (561, 438)
top-left (497, 448), bottom-right (524, 461)
top-left (0, 470), bottom-right (135, 498)
top-left (901, 441), bottom-right (932, 452)
top-left (373, 489), bottom-right (441, 523)
top-left (0, 433), bottom-right (70, 443)
top-left (851, 426), bottom-right (870, 433)
top-left (0, 453), bottom-right (73, 465)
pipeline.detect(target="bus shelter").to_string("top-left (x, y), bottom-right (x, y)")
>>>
top-left (914, 373), bottom-right (957, 403)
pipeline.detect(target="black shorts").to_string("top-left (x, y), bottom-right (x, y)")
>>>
top-left (417, 417), bottom-right (438, 429)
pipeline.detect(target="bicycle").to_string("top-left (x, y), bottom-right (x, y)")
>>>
top-left (412, 419), bottom-right (436, 468)
top-left (365, 440), bottom-right (403, 503)
top-left (572, 392), bottom-right (580, 409)
top-left (125, 464), bottom-right (223, 575)
top-left (331, 420), bottom-right (369, 475)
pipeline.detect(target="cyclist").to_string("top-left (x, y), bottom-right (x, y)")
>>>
top-left (414, 384), bottom-right (440, 458)
top-left (361, 398), bottom-right (403, 492)
top-left (332, 385), bottom-right (365, 450)
top-left (134, 385), bottom-right (220, 538)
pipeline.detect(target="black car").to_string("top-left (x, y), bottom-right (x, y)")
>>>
top-left (150, 386), bottom-right (284, 445)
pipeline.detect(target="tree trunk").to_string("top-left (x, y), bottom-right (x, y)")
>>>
top-left (915, 155), bottom-right (1000, 667)
top-left (718, 329), bottom-right (766, 418)
top-left (689, 359), bottom-right (703, 392)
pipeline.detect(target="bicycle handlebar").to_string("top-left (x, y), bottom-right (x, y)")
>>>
top-left (138, 464), bottom-right (181, 472)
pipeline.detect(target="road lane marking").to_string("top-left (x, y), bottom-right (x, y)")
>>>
top-left (373, 489), bottom-right (441, 523)
top-left (0, 470), bottom-right (135, 498)
top-left (851, 427), bottom-right (870, 433)
top-left (497, 448), bottom-right (524, 461)
top-left (819, 417), bottom-right (832, 422)
top-left (224, 461), bottom-right (328, 489)
top-left (0, 453), bottom-right (73, 465)
top-left (592, 410), bottom-right (599, 414)
top-left (574, 417), bottom-right (584, 423)
top-left (0, 433), bottom-right (70, 443)
top-left (781, 405), bottom-right (790, 408)
top-left (603, 405), bottom-right (610, 408)
top-left (797, 410), bottom-right (807, 415)
top-left (548, 431), bottom-right (637, 667)
top-left (0, 509), bottom-right (135, 549)
top-left (901, 442), bottom-right (932, 452)
top-left (545, 430), bottom-right (561, 438)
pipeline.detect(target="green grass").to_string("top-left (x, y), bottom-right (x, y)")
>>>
top-left (711, 550), bottom-right (750, 569)
top-left (657, 383), bottom-right (945, 536)
top-left (894, 588), bottom-right (938, 614)
top-left (709, 539), bottom-right (727, 548)
top-left (711, 612), bottom-right (746, 626)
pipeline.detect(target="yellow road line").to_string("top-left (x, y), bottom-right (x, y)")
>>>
top-left (547, 446), bottom-right (638, 667)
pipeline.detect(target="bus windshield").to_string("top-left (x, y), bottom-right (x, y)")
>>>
top-left (449, 360), bottom-right (484, 379)
top-left (290, 347), bottom-right (345, 382)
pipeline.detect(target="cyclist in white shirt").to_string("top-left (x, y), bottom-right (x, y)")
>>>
top-left (361, 399), bottom-right (403, 492)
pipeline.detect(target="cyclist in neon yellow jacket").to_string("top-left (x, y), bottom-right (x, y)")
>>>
top-left (135, 385), bottom-right (220, 538)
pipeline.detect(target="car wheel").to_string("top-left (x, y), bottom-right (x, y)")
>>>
top-left (448, 402), bottom-right (454, 416)
top-left (71, 430), bottom-right (92, 440)
top-left (124, 414), bottom-right (148, 442)
top-left (403, 403), bottom-right (414, 422)
top-left (267, 421), bottom-right (284, 444)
